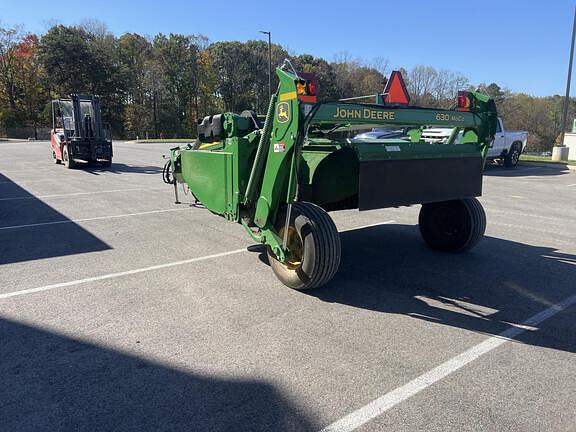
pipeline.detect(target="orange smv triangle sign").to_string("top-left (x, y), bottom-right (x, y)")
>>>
top-left (384, 71), bottom-right (410, 105)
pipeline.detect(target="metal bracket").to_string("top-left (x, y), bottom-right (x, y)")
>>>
top-left (240, 220), bottom-right (286, 262)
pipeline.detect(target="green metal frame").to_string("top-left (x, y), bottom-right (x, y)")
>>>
top-left (170, 65), bottom-right (497, 262)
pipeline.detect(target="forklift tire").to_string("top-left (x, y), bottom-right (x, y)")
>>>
top-left (504, 143), bottom-right (521, 168)
top-left (267, 202), bottom-right (341, 290)
top-left (418, 198), bottom-right (486, 253)
top-left (101, 159), bottom-right (112, 168)
top-left (63, 145), bottom-right (76, 169)
top-left (52, 150), bottom-right (61, 164)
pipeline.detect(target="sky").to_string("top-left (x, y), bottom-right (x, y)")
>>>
top-left (1, 0), bottom-right (573, 96)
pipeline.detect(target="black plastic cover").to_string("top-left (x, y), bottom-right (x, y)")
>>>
top-left (358, 157), bottom-right (483, 210)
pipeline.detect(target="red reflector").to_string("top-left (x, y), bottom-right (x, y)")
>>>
top-left (457, 91), bottom-right (472, 111)
top-left (298, 95), bottom-right (317, 103)
top-left (299, 72), bottom-right (319, 96)
top-left (384, 71), bottom-right (410, 105)
top-left (307, 80), bottom-right (318, 96)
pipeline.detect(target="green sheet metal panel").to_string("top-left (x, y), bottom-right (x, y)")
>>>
top-left (301, 146), bottom-right (358, 205)
top-left (180, 150), bottom-right (233, 216)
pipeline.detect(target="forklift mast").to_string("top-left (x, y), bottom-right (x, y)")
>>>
top-left (51, 94), bottom-right (113, 168)
top-left (52, 95), bottom-right (107, 141)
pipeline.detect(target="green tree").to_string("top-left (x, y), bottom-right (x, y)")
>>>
top-left (208, 41), bottom-right (254, 113)
top-left (244, 40), bottom-right (288, 113)
top-left (123, 104), bottom-right (152, 139)
top-left (153, 33), bottom-right (203, 137)
top-left (291, 54), bottom-right (339, 101)
top-left (117, 33), bottom-right (152, 105)
top-left (39, 25), bottom-right (124, 133)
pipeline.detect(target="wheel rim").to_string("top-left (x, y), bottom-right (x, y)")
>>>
top-left (277, 225), bottom-right (303, 270)
top-left (511, 150), bottom-right (519, 164)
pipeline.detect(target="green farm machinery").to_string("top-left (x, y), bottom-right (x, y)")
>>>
top-left (164, 61), bottom-right (497, 290)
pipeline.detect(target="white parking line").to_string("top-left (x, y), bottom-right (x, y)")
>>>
top-left (0, 207), bottom-right (191, 231)
top-left (0, 249), bottom-right (248, 300)
top-left (318, 292), bottom-right (576, 432)
top-left (0, 187), bottom-right (163, 201)
top-left (0, 220), bottom-right (396, 300)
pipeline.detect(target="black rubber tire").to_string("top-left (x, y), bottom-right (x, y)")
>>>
top-left (419, 198), bottom-right (486, 252)
top-left (267, 202), bottom-right (341, 290)
top-left (101, 159), bottom-right (112, 168)
top-left (504, 143), bottom-right (521, 168)
top-left (63, 144), bottom-right (76, 169)
top-left (52, 150), bottom-right (61, 164)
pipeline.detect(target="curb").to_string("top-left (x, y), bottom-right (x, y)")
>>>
top-left (521, 161), bottom-right (576, 171)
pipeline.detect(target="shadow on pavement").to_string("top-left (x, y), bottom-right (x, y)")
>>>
top-left (84, 162), bottom-right (162, 175)
top-left (0, 173), bottom-right (111, 265)
top-left (0, 317), bottom-right (315, 431)
top-left (483, 162), bottom-right (570, 177)
top-left (256, 223), bottom-right (576, 354)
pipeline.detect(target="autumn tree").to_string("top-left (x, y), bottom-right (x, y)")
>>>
top-left (15, 34), bottom-right (49, 137)
top-left (0, 24), bottom-right (24, 125)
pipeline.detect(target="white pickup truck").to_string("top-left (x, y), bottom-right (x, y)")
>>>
top-left (422, 118), bottom-right (528, 167)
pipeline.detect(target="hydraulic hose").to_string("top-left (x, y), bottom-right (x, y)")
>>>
top-left (243, 93), bottom-right (277, 205)
top-left (162, 159), bottom-right (175, 184)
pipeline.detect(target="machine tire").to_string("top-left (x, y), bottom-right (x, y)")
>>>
top-left (63, 144), bottom-right (76, 169)
top-left (504, 143), bottom-right (521, 168)
top-left (101, 159), bottom-right (112, 168)
top-left (267, 202), bottom-right (341, 290)
top-left (419, 198), bottom-right (486, 252)
top-left (52, 150), bottom-right (61, 164)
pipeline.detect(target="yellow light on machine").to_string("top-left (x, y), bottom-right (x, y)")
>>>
top-left (296, 80), bottom-right (307, 95)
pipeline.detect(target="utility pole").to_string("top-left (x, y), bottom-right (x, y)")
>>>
top-left (259, 31), bottom-right (272, 101)
top-left (554, 6), bottom-right (576, 160)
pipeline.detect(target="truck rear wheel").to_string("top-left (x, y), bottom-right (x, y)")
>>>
top-left (267, 202), bottom-right (341, 290)
top-left (419, 198), bottom-right (486, 252)
top-left (504, 143), bottom-right (521, 167)
top-left (63, 144), bottom-right (76, 169)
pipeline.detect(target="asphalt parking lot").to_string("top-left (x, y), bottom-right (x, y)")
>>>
top-left (1, 140), bottom-right (575, 431)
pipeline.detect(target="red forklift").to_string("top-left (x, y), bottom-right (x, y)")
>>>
top-left (51, 95), bottom-right (113, 168)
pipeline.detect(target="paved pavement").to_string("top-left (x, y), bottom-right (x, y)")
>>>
top-left (1, 140), bottom-right (575, 431)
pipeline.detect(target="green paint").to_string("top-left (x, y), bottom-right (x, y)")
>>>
top-left (169, 65), bottom-right (497, 262)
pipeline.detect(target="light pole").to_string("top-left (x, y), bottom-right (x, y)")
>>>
top-left (554, 6), bottom-right (576, 161)
top-left (259, 30), bottom-right (272, 101)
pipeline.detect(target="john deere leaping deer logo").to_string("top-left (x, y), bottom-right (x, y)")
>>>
top-left (277, 102), bottom-right (290, 123)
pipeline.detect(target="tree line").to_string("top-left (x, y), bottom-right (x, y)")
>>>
top-left (0, 21), bottom-right (573, 150)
